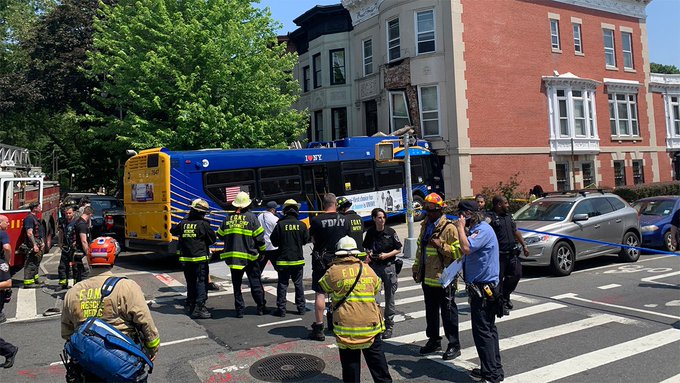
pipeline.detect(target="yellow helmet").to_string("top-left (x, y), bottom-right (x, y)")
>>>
top-left (231, 191), bottom-right (252, 208)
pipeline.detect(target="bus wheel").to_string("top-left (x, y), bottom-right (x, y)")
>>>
top-left (413, 195), bottom-right (426, 222)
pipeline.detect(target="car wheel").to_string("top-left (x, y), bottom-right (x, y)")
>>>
top-left (413, 195), bottom-right (426, 222)
top-left (619, 231), bottom-right (641, 262)
top-left (663, 231), bottom-right (677, 252)
top-left (550, 241), bottom-right (574, 277)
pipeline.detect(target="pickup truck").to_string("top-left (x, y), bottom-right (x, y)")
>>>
top-left (61, 193), bottom-right (126, 248)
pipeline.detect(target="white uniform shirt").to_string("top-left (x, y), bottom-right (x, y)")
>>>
top-left (258, 210), bottom-right (279, 251)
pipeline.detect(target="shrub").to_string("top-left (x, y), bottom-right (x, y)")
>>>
top-left (613, 181), bottom-right (680, 202)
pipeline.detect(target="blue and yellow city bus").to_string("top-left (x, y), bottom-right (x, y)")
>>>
top-left (123, 136), bottom-right (444, 254)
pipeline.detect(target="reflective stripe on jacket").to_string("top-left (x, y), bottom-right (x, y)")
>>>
top-left (217, 211), bottom-right (265, 269)
top-left (170, 217), bottom-right (216, 263)
top-left (413, 216), bottom-right (462, 288)
top-left (270, 214), bottom-right (309, 268)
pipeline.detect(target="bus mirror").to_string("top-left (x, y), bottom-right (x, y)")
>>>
top-left (375, 143), bottom-right (394, 162)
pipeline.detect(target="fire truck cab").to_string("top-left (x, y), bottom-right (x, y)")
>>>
top-left (0, 144), bottom-right (60, 272)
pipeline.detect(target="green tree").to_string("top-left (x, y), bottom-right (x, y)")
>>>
top-left (650, 62), bottom-right (680, 74)
top-left (86, 0), bottom-right (307, 151)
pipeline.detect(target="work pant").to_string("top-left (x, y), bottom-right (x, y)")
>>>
top-left (184, 262), bottom-right (209, 307)
top-left (0, 337), bottom-right (17, 358)
top-left (231, 260), bottom-right (266, 311)
top-left (370, 262), bottom-right (398, 329)
top-left (23, 245), bottom-right (44, 286)
top-left (338, 336), bottom-right (392, 383)
top-left (57, 250), bottom-right (85, 286)
top-left (469, 294), bottom-right (504, 383)
top-left (422, 284), bottom-right (460, 348)
top-left (258, 250), bottom-right (278, 272)
top-left (276, 266), bottom-right (305, 312)
top-left (499, 253), bottom-right (522, 300)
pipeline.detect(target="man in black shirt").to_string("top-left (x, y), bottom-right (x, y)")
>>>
top-left (171, 199), bottom-right (217, 319)
top-left (270, 199), bottom-right (309, 317)
top-left (486, 196), bottom-right (529, 313)
top-left (337, 196), bottom-right (366, 260)
top-left (308, 193), bottom-right (349, 341)
top-left (22, 203), bottom-right (45, 288)
top-left (57, 207), bottom-right (77, 290)
top-left (0, 254), bottom-right (19, 366)
top-left (70, 206), bottom-right (94, 284)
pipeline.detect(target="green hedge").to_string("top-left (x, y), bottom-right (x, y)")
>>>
top-left (613, 181), bottom-right (680, 202)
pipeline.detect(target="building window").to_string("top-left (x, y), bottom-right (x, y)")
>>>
top-left (418, 85), bottom-right (440, 136)
top-left (302, 66), bottom-right (310, 92)
top-left (573, 23), bottom-right (583, 54)
top-left (365, 100), bottom-right (378, 136)
top-left (632, 160), bottom-right (644, 185)
top-left (389, 91), bottom-right (410, 132)
top-left (614, 160), bottom-right (626, 186)
top-left (603, 29), bottom-right (616, 67)
top-left (550, 19), bottom-right (560, 51)
top-left (330, 49), bottom-right (346, 85)
top-left (672, 96), bottom-right (680, 135)
top-left (582, 162), bottom-right (594, 188)
top-left (387, 18), bottom-right (400, 62)
top-left (331, 108), bottom-right (347, 140)
top-left (549, 88), bottom-right (598, 139)
top-left (621, 31), bottom-right (634, 69)
top-left (363, 39), bottom-right (373, 76)
top-left (416, 10), bottom-right (435, 54)
top-left (609, 93), bottom-right (639, 137)
top-left (556, 163), bottom-right (569, 191)
top-left (314, 110), bottom-right (323, 141)
top-left (313, 53), bottom-right (321, 88)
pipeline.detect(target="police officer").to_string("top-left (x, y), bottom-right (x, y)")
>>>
top-left (319, 236), bottom-right (392, 383)
top-left (308, 193), bottom-right (349, 341)
top-left (171, 199), bottom-right (217, 319)
top-left (413, 193), bottom-right (463, 360)
top-left (57, 206), bottom-right (77, 290)
top-left (486, 195), bottom-right (529, 314)
top-left (217, 191), bottom-right (267, 318)
top-left (455, 201), bottom-right (504, 383)
top-left (61, 244), bottom-right (160, 382)
top-left (363, 207), bottom-right (402, 339)
top-left (270, 199), bottom-right (309, 317)
top-left (337, 196), bottom-right (366, 260)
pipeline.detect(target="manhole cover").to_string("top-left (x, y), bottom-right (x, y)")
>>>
top-left (249, 353), bottom-right (325, 382)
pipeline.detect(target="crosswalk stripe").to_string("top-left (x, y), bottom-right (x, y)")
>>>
top-left (457, 314), bottom-right (635, 361)
top-left (388, 302), bottom-right (566, 344)
top-left (658, 373), bottom-right (680, 383)
top-left (505, 328), bottom-right (680, 383)
top-left (15, 288), bottom-right (37, 320)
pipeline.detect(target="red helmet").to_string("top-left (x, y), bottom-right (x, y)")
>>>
top-left (424, 193), bottom-right (446, 208)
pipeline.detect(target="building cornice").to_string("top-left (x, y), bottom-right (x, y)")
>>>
top-left (552, 0), bottom-right (650, 19)
top-left (341, 0), bottom-right (385, 26)
top-left (650, 73), bottom-right (680, 93)
top-left (603, 78), bottom-right (641, 93)
top-left (542, 74), bottom-right (600, 89)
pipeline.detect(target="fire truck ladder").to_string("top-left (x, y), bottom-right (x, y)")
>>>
top-left (0, 143), bottom-right (32, 171)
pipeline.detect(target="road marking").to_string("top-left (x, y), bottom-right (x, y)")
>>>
top-left (388, 302), bottom-right (566, 344)
top-left (457, 313), bottom-right (635, 361)
top-left (153, 273), bottom-right (184, 288)
top-left (257, 318), bottom-right (302, 328)
top-left (504, 328), bottom-right (680, 383)
top-left (597, 283), bottom-right (621, 290)
top-left (161, 335), bottom-right (208, 346)
top-left (659, 373), bottom-right (680, 383)
top-left (15, 287), bottom-right (37, 320)
top-left (553, 293), bottom-right (680, 320)
top-left (645, 304), bottom-right (659, 308)
top-left (641, 270), bottom-right (680, 282)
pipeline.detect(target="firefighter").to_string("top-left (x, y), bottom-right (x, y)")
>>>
top-left (319, 236), bottom-right (392, 383)
top-left (22, 202), bottom-right (45, 288)
top-left (217, 191), bottom-right (267, 317)
top-left (170, 199), bottom-right (217, 319)
top-left (57, 206), bottom-right (77, 290)
top-left (337, 196), bottom-right (366, 260)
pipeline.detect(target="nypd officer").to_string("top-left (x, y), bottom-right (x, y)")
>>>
top-left (455, 201), bottom-right (504, 383)
top-left (170, 199), bottom-right (217, 319)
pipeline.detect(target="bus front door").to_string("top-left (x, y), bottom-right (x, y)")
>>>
top-left (303, 165), bottom-right (328, 215)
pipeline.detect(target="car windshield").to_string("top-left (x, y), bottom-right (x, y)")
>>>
top-left (90, 199), bottom-right (123, 215)
top-left (633, 200), bottom-right (676, 216)
top-left (515, 200), bottom-right (574, 221)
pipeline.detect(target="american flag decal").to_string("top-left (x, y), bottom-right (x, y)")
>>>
top-left (225, 186), bottom-right (241, 202)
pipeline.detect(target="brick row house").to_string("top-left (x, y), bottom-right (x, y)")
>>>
top-left (288, 0), bottom-right (679, 198)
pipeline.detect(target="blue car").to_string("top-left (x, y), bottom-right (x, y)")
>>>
top-left (632, 196), bottom-right (680, 252)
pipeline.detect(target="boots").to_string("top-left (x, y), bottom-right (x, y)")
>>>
top-left (191, 305), bottom-right (211, 319)
top-left (308, 322), bottom-right (325, 341)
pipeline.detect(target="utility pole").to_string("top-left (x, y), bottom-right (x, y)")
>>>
top-left (402, 129), bottom-right (416, 259)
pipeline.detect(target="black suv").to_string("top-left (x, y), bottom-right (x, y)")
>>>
top-left (62, 193), bottom-right (125, 246)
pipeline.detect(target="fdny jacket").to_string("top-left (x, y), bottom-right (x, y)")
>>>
top-left (170, 217), bottom-right (217, 262)
top-left (61, 273), bottom-right (161, 356)
top-left (270, 214), bottom-right (309, 268)
top-left (319, 256), bottom-right (384, 349)
top-left (217, 211), bottom-right (265, 269)
top-left (413, 216), bottom-right (462, 288)
top-left (343, 210), bottom-right (366, 260)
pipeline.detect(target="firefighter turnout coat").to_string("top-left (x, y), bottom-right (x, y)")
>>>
top-left (413, 216), bottom-right (463, 288)
top-left (217, 211), bottom-right (265, 270)
top-left (269, 214), bottom-right (309, 268)
top-left (319, 256), bottom-right (385, 349)
top-left (171, 216), bottom-right (217, 263)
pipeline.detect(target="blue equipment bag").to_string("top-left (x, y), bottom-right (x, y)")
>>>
top-left (63, 277), bottom-right (154, 382)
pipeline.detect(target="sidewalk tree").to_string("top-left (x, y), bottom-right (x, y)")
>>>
top-left (86, 0), bottom-right (307, 151)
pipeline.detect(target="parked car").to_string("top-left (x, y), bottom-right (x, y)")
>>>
top-left (62, 193), bottom-right (126, 247)
top-left (514, 191), bottom-right (641, 276)
top-left (632, 196), bottom-right (680, 252)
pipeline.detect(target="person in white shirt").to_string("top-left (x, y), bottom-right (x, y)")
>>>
top-left (258, 201), bottom-right (280, 271)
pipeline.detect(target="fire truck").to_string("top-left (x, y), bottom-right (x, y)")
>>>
top-left (0, 144), bottom-right (60, 272)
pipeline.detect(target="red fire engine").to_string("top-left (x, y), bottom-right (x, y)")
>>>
top-left (0, 144), bottom-right (60, 272)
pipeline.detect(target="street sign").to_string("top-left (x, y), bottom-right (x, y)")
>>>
top-left (375, 142), bottom-right (394, 162)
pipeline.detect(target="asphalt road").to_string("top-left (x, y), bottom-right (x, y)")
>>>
top-left (1, 223), bottom-right (679, 383)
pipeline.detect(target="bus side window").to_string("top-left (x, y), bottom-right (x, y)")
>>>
top-left (410, 157), bottom-right (425, 185)
top-left (341, 161), bottom-right (374, 194)
top-left (204, 169), bottom-right (256, 208)
top-left (259, 166), bottom-right (302, 202)
top-left (375, 163), bottom-right (404, 189)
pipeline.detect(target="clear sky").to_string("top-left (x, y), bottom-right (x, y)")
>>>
top-left (255, 0), bottom-right (680, 68)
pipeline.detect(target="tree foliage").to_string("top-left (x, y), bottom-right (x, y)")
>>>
top-left (86, 0), bottom-right (306, 151)
top-left (650, 62), bottom-right (680, 74)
